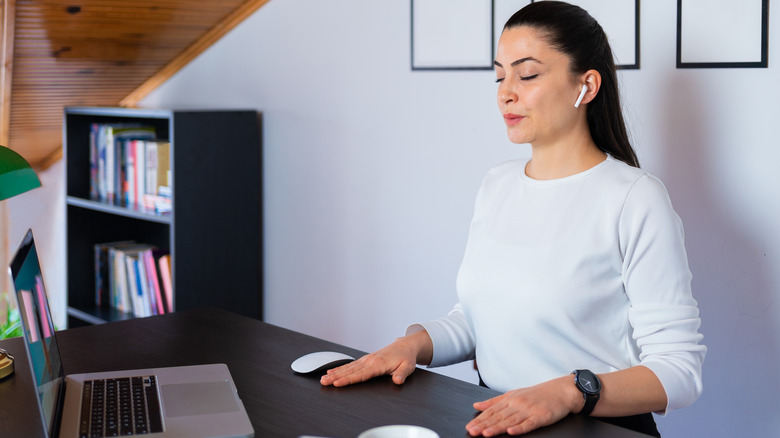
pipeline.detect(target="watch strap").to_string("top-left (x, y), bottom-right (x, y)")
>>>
top-left (572, 369), bottom-right (601, 416)
top-left (580, 391), bottom-right (599, 416)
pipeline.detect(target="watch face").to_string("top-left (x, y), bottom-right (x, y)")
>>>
top-left (577, 370), bottom-right (601, 394)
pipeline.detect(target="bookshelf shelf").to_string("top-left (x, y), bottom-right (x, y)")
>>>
top-left (65, 107), bottom-right (263, 327)
top-left (66, 196), bottom-right (173, 224)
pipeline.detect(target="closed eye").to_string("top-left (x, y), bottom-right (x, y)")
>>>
top-left (497, 73), bottom-right (538, 84)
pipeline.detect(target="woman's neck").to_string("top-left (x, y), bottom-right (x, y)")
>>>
top-left (525, 136), bottom-right (606, 180)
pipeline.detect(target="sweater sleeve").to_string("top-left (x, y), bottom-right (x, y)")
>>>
top-left (619, 175), bottom-right (706, 415)
top-left (406, 302), bottom-right (476, 367)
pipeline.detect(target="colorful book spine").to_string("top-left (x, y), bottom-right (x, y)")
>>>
top-left (88, 124), bottom-right (159, 209)
top-left (134, 140), bottom-right (145, 209)
top-left (96, 242), bottom-right (169, 317)
top-left (89, 123), bottom-right (99, 200)
top-left (158, 254), bottom-right (173, 313)
top-left (94, 240), bottom-right (134, 307)
top-left (143, 249), bottom-right (165, 315)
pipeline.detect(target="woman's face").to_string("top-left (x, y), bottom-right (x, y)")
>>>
top-left (495, 26), bottom-right (583, 146)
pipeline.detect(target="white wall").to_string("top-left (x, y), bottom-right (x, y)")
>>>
top-left (13, 0), bottom-right (776, 436)
top-left (7, 160), bottom-right (66, 330)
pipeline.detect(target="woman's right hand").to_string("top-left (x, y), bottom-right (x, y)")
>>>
top-left (320, 328), bottom-right (433, 387)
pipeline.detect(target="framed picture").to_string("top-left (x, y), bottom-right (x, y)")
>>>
top-left (497, 0), bottom-right (639, 69)
top-left (411, 0), bottom-right (494, 70)
top-left (677, 0), bottom-right (769, 68)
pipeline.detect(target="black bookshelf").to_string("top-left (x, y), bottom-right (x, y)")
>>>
top-left (64, 107), bottom-right (263, 326)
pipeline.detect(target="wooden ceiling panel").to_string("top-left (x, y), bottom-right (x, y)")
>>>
top-left (2, 0), bottom-right (270, 169)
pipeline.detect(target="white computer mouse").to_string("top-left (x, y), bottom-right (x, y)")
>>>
top-left (291, 351), bottom-right (356, 374)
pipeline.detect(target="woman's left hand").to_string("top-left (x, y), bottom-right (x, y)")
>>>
top-left (466, 376), bottom-right (583, 436)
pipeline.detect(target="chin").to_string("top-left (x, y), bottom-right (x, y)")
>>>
top-left (506, 132), bottom-right (531, 145)
top-left (505, 125), bottom-right (533, 144)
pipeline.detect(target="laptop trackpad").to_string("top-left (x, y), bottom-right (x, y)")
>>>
top-left (161, 381), bottom-right (239, 417)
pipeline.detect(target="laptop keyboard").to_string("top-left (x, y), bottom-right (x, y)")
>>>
top-left (79, 376), bottom-right (164, 437)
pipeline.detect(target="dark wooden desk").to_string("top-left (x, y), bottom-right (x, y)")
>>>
top-left (0, 308), bottom-right (650, 437)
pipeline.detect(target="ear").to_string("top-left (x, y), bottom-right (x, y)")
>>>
top-left (578, 70), bottom-right (601, 106)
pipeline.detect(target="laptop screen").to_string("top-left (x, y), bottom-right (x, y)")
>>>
top-left (10, 229), bottom-right (65, 436)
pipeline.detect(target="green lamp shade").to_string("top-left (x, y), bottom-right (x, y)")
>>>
top-left (0, 145), bottom-right (42, 201)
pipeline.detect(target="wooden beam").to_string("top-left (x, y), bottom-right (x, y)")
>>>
top-left (120, 0), bottom-right (271, 107)
top-left (38, 144), bottom-right (63, 170)
top-left (0, 0), bottom-right (16, 303)
top-left (1, 0), bottom-right (16, 145)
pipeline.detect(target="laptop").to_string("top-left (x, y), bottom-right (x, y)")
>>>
top-left (10, 229), bottom-right (255, 438)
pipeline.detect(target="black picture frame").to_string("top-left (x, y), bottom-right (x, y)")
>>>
top-left (411, 0), bottom-right (641, 72)
top-left (411, 0), bottom-right (495, 71)
top-left (677, 0), bottom-right (769, 68)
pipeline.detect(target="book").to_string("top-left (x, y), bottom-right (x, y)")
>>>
top-left (140, 140), bottom-right (172, 213)
top-left (94, 240), bottom-right (134, 307)
top-left (135, 249), bottom-right (155, 316)
top-left (158, 254), bottom-right (173, 313)
top-left (145, 141), bottom-right (158, 199)
top-left (134, 139), bottom-right (145, 209)
top-left (124, 138), bottom-right (135, 207)
top-left (105, 242), bottom-right (154, 315)
top-left (89, 123), bottom-right (99, 200)
top-left (129, 253), bottom-right (152, 318)
top-left (90, 123), bottom-right (157, 206)
top-left (95, 124), bottom-right (107, 202)
top-left (109, 245), bottom-right (130, 313)
top-left (153, 141), bottom-right (171, 194)
top-left (124, 253), bottom-right (141, 317)
top-left (143, 249), bottom-right (166, 315)
top-left (94, 241), bottom-right (170, 318)
top-left (127, 245), bottom-right (154, 317)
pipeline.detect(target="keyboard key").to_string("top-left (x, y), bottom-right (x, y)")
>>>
top-left (80, 375), bottom-right (163, 437)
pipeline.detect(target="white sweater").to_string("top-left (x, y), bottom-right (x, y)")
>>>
top-left (413, 155), bottom-right (706, 414)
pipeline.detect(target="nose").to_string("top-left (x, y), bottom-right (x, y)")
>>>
top-left (498, 80), bottom-right (516, 106)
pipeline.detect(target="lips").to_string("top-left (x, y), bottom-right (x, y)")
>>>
top-left (503, 113), bottom-right (525, 126)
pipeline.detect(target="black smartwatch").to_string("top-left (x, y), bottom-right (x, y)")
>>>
top-left (572, 369), bottom-right (601, 416)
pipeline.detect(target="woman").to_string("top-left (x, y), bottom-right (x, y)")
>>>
top-left (321, 2), bottom-right (706, 436)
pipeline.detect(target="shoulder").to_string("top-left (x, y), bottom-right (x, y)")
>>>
top-left (599, 158), bottom-right (671, 204)
top-left (601, 157), bottom-right (652, 185)
top-left (611, 162), bottom-right (683, 239)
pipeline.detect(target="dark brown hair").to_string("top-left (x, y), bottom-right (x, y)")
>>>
top-left (505, 1), bottom-right (639, 167)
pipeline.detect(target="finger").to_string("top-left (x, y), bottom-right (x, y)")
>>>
top-left (506, 417), bottom-right (541, 436)
top-left (325, 358), bottom-right (368, 377)
top-left (320, 360), bottom-right (369, 386)
top-left (467, 413), bottom-right (499, 437)
top-left (468, 405), bottom-right (527, 437)
top-left (324, 357), bottom-right (391, 387)
top-left (466, 401), bottom-right (507, 436)
top-left (390, 361), bottom-right (417, 385)
top-left (473, 393), bottom-right (505, 411)
top-left (327, 366), bottom-right (378, 387)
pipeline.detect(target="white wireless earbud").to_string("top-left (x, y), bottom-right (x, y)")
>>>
top-left (574, 84), bottom-right (588, 108)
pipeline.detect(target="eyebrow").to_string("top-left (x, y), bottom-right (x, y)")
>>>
top-left (493, 57), bottom-right (542, 68)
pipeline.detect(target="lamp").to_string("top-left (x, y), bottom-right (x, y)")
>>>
top-left (0, 145), bottom-right (42, 200)
top-left (0, 144), bottom-right (40, 379)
